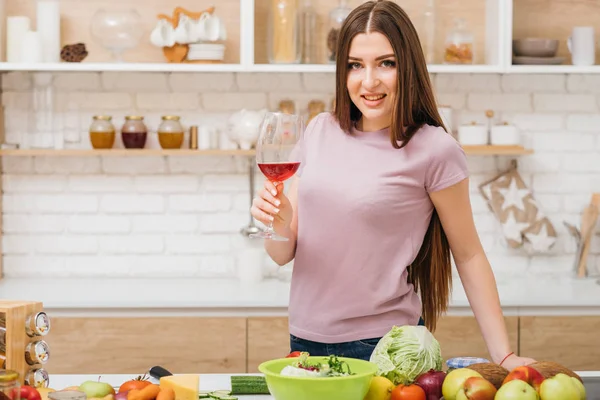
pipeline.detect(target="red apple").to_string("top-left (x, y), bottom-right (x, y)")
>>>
top-left (455, 377), bottom-right (497, 400)
top-left (502, 365), bottom-right (545, 393)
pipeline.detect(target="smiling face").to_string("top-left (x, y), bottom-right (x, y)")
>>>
top-left (346, 32), bottom-right (397, 132)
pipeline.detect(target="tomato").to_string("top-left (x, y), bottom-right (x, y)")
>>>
top-left (10, 386), bottom-right (42, 400)
top-left (118, 375), bottom-right (152, 393)
top-left (286, 351), bottom-right (302, 358)
top-left (390, 384), bottom-right (426, 400)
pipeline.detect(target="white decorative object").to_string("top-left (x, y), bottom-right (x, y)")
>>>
top-left (149, 19), bottom-right (175, 48)
top-left (490, 123), bottom-right (520, 145)
top-left (187, 43), bottom-right (225, 61)
top-left (568, 26), bottom-right (595, 66)
top-left (21, 30), bottom-right (43, 63)
top-left (90, 8), bottom-right (143, 62)
top-left (237, 245), bottom-right (265, 285)
top-left (6, 16), bottom-right (30, 62)
top-left (457, 122), bottom-right (488, 145)
top-left (228, 109), bottom-right (268, 150)
top-left (36, 0), bottom-right (61, 63)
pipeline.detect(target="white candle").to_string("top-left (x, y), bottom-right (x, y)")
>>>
top-left (21, 30), bottom-right (43, 63)
top-left (6, 16), bottom-right (30, 62)
top-left (36, 0), bottom-right (61, 63)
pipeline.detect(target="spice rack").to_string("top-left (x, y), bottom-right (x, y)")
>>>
top-left (0, 300), bottom-right (51, 388)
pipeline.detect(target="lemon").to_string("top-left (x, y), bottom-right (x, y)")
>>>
top-left (364, 376), bottom-right (395, 400)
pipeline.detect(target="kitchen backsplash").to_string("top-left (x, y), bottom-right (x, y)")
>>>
top-left (0, 71), bottom-right (599, 281)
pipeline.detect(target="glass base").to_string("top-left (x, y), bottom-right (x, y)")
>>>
top-left (249, 230), bottom-right (289, 241)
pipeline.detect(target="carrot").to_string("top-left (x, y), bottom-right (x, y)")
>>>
top-left (128, 385), bottom-right (160, 400)
top-left (156, 388), bottom-right (174, 400)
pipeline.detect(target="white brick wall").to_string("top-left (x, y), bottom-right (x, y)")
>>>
top-left (1, 71), bottom-right (599, 280)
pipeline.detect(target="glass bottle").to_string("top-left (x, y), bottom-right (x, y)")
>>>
top-left (422, 0), bottom-right (435, 64)
top-left (326, 0), bottom-right (352, 63)
top-left (89, 116), bottom-right (116, 149)
top-left (30, 73), bottom-right (57, 149)
top-left (300, 0), bottom-right (317, 64)
top-left (121, 116), bottom-right (148, 149)
top-left (444, 18), bottom-right (474, 64)
top-left (0, 370), bottom-right (20, 400)
top-left (267, 0), bottom-right (301, 64)
top-left (157, 116), bottom-right (184, 149)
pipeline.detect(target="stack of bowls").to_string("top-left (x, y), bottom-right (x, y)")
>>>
top-left (512, 38), bottom-right (564, 65)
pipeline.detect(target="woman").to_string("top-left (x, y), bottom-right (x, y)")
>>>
top-left (250, 0), bottom-right (535, 370)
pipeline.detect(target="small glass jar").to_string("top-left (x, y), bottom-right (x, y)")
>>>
top-left (26, 312), bottom-right (51, 337)
top-left (25, 340), bottom-right (50, 365)
top-left (444, 18), bottom-right (474, 64)
top-left (0, 370), bottom-right (20, 400)
top-left (121, 116), bottom-right (147, 149)
top-left (326, 0), bottom-right (352, 63)
top-left (157, 116), bottom-right (184, 149)
top-left (89, 116), bottom-right (115, 149)
top-left (24, 368), bottom-right (49, 388)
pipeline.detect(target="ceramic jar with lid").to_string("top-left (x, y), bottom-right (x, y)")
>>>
top-left (158, 115), bottom-right (184, 149)
top-left (89, 116), bottom-right (115, 149)
top-left (121, 116), bottom-right (147, 149)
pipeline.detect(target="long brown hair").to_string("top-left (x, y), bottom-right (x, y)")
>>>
top-left (333, 0), bottom-right (452, 333)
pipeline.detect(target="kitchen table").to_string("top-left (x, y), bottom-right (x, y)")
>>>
top-left (46, 371), bottom-right (600, 400)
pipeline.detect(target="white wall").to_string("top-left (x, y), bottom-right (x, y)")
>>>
top-left (1, 72), bottom-right (599, 281)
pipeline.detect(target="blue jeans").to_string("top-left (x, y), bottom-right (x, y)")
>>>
top-left (289, 317), bottom-right (425, 361)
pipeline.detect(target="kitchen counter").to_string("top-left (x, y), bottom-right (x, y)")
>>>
top-left (46, 372), bottom-right (600, 400)
top-left (1, 276), bottom-right (600, 317)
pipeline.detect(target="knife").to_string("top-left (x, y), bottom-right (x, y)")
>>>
top-left (149, 366), bottom-right (173, 380)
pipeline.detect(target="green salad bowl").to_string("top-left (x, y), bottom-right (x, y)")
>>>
top-left (258, 356), bottom-right (378, 400)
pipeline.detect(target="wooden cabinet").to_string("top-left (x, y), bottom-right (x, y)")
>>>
top-left (45, 317), bottom-right (247, 375)
top-left (41, 314), bottom-right (599, 374)
top-left (519, 316), bottom-right (600, 371)
top-left (434, 316), bottom-right (519, 365)
top-left (247, 317), bottom-right (290, 372)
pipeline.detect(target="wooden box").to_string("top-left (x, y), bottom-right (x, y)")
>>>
top-left (0, 300), bottom-right (51, 388)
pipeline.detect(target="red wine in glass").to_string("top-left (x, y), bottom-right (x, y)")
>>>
top-left (251, 112), bottom-right (304, 241)
top-left (257, 161), bottom-right (301, 182)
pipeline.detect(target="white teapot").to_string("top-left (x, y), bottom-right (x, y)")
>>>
top-left (227, 109), bottom-right (268, 150)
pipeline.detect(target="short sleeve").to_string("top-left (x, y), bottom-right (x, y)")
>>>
top-left (424, 131), bottom-right (469, 193)
top-left (293, 112), bottom-right (324, 177)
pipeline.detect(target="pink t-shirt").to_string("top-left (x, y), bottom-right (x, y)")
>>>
top-left (288, 112), bottom-right (469, 343)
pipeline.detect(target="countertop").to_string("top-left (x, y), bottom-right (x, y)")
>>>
top-left (46, 372), bottom-right (600, 400)
top-left (1, 276), bottom-right (600, 316)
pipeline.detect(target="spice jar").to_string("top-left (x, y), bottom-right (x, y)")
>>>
top-left (25, 368), bottom-right (49, 388)
top-left (158, 116), bottom-right (184, 149)
top-left (25, 340), bottom-right (50, 365)
top-left (0, 370), bottom-right (20, 400)
top-left (444, 18), bottom-right (474, 64)
top-left (307, 100), bottom-right (325, 123)
top-left (121, 116), bottom-right (147, 149)
top-left (89, 116), bottom-right (115, 149)
top-left (326, 0), bottom-right (352, 63)
top-left (267, 0), bottom-right (301, 64)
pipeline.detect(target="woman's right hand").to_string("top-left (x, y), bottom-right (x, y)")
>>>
top-left (251, 180), bottom-right (293, 234)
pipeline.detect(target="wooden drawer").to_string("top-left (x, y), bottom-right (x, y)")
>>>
top-left (247, 317), bottom-right (290, 372)
top-left (45, 317), bottom-right (247, 374)
top-left (519, 316), bottom-right (600, 371)
top-left (434, 316), bottom-right (519, 364)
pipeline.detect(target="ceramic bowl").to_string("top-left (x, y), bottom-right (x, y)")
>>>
top-left (513, 38), bottom-right (559, 57)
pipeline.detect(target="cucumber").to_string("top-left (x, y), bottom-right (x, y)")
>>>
top-left (229, 375), bottom-right (270, 395)
top-left (199, 391), bottom-right (211, 399)
top-left (208, 391), bottom-right (233, 399)
top-left (219, 397), bottom-right (238, 400)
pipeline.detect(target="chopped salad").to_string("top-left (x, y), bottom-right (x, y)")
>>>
top-left (280, 352), bottom-right (355, 377)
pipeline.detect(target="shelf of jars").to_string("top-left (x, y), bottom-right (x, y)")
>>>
top-left (0, 145), bottom-right (532, 157)
top-left (0, 0), bottom-right (506, 74)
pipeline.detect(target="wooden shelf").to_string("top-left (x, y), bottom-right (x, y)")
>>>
top-left (462, 145), bottom-right (533, 155)
top-left (0, 146), bottom-right (531, 157)
top-left (0, 148), bottom-right (255, 156)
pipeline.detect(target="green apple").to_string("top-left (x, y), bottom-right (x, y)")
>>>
top-left (442, 368), bottom-right (483, 400)
top-left (495, 379), bottom-right (539, 400)
top-left (570, 376), bottom-right (587, 400)
top-left (539, 373), bottom-right (582, 400)
top-left (78, 381), bottom-right (116, 398)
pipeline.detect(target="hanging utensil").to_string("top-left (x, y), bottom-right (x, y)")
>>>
top-left (240, 156), bottom-right (263, 237)
top-left (576, 193), bottom-right (600, 278)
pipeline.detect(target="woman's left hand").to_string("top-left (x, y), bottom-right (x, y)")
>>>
top-left (500, 354), bottom-right (537, 370)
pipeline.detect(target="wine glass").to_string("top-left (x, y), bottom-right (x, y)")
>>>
top-left (250, 112), bottom-right (304, 241)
